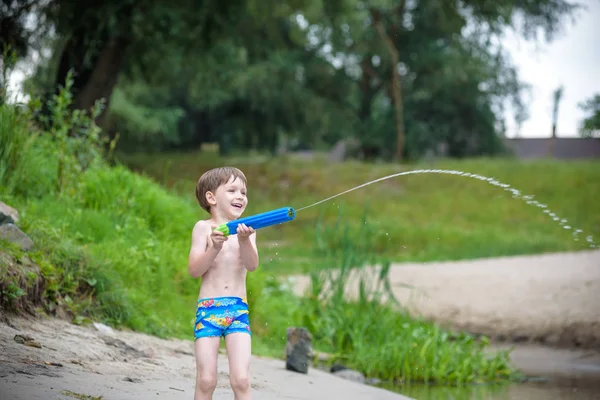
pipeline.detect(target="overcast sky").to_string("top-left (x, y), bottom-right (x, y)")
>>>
top-left (502, 0), bottom-right (600, 138)
top-left (6, 1), bottom-right (599, 139)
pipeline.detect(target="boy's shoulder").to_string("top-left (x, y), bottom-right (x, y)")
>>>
top-left (192, 219), bottom-right (213, 234)
top-left (193, 219), bottom-right (212, 228)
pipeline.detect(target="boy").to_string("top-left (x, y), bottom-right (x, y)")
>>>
top-left (188, 166), bottom-right (259, 400)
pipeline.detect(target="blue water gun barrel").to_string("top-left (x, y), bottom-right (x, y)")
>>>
top-left (214, 206), bottom-right (296, 236)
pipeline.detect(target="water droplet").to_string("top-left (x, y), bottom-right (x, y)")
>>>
top-left (294, 168), bottom-right (596, 248)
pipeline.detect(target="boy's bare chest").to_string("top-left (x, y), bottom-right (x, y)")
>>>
top-left (216, 238), bottom-right (241, 260)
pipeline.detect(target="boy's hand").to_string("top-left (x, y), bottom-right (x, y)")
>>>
top-left (210, 225), bottom-right (228, 250)
top-left (236, 223), bottom-right (255, 239)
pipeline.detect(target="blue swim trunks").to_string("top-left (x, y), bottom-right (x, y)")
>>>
top-left (194, 296), bottom-right (251, 339)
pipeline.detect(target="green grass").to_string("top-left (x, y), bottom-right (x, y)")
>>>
top-left (3, 79), bottom-right (581, 387)
top-left (119, 149), bottom-right (600, 274)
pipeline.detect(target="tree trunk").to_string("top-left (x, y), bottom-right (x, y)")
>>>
top-left (73, 36), bottom-right (128, 127)
top-left (55, 33), bottom-right (128, 129)
top-left (358, 57), bottom-right (380, 122)
top-left (371, 9), bottom-right (405, 162)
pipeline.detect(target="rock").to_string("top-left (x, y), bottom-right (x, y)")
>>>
top-left (93, 322), bottom-right (115, 335)
top-left (366, 377), bottom-right (382, 386)
top-left (285, 327), bottom-right (313, 374)
top-left (330, 364), bottom-right (347, 373)
top-left (14, 334), bottom-right (42, 348)
top-left (14, 334), bottom-right (34, 344)
top-left (0, 201), bottom-right (19, 225)
top-left (0, 223), bottom-right (34, 251)
top-left (332, 368), bottom-right (366, 384)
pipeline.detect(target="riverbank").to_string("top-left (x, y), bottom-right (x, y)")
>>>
top-left (0, 316), bottom-right (410, 400)
top-left (2, 314), bottom-right (599, 400)
top-left (3, 249), bottom-right (600, 399)
top-left (292, 249), bottom-right (600, 348)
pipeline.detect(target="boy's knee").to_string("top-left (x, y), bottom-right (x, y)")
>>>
top-left (230, 372), bottom-right (250, 393)
top-left (197, 372), bottom-right (217, 393)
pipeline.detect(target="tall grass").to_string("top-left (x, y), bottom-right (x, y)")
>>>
top-left (1, 73), bottom-right (516, 387)
top-left (296, 210), bottom-right (517, 385)
top-left (0, 101), bottom-right (35, 192)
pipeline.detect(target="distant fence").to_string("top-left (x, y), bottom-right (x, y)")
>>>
top-left (503, 138), bottom-right (600, 160)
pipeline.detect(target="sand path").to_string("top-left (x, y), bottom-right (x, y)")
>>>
top-left (292, 249), bottom-right (600, 347)
top-left (0, 316), bottom-right (409, 400)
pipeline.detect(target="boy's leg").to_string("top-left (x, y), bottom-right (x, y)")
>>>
top-left (224, 332), bottom-right (252, 400)
top-left (194, 336), bottom-right (221, 400)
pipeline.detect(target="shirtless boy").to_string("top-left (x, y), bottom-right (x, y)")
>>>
top-left (188, 166), bottom-right (258, 400)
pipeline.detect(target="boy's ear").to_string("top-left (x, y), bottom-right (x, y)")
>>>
top-left (205, 191), bottom-right (217, 206)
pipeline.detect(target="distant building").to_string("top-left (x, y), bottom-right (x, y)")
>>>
top-left (503, 137), bottom-right (600, 160)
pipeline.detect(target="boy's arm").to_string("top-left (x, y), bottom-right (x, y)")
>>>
top-left (188, 221), bottom-right (220, 278)
top-left (239, 232), bottom-right (259, 271)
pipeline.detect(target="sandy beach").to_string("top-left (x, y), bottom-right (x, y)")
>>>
top-left (2, 250), bottom-right (600, 399)
top-left (292, 249), bottom-right (600, 348)
top-left (0, 316), bottom-right (409, 400)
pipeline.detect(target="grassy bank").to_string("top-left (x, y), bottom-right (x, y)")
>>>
top-left (120, 149), bottom-right (600, 274)
top-left (2, 81), bottom-right (529, 386)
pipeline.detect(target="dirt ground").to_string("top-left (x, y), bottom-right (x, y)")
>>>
top-left (2, 250), bottom-right (600, 400)
top-left (292, 249), bottom-right (600, 348)
top-left (0, 316), bottom-right (410, 400)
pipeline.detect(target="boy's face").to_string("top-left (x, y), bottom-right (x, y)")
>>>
top-left (209, 175), bottom-right (248, 219)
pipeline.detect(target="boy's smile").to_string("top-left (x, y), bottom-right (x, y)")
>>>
top-left (211, 175), bottom-right (247, 220)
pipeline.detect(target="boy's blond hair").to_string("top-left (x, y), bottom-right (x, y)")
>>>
top-left (195, 167), bottom-right (247, 213)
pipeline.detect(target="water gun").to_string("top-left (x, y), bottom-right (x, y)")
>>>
top-left (214, 206), bottom-right (296, 236)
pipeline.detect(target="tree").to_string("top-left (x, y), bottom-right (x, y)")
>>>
top-left (551, 85), bottom-right (564, 137)
top-left (578, 93), bottom-right (600, 138)
top-left (13, 0), bottom-right (585, 161)
top-left (313, 0), bottom-right (581, 161)
top-left (100, 2), bottom-right (359, 154)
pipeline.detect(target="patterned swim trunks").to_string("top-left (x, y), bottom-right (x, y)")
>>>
top-left (194, 296), bottom-right (251, 339)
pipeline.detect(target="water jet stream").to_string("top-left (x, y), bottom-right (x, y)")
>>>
top-left (295, 168), bottom-right (596, 248)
